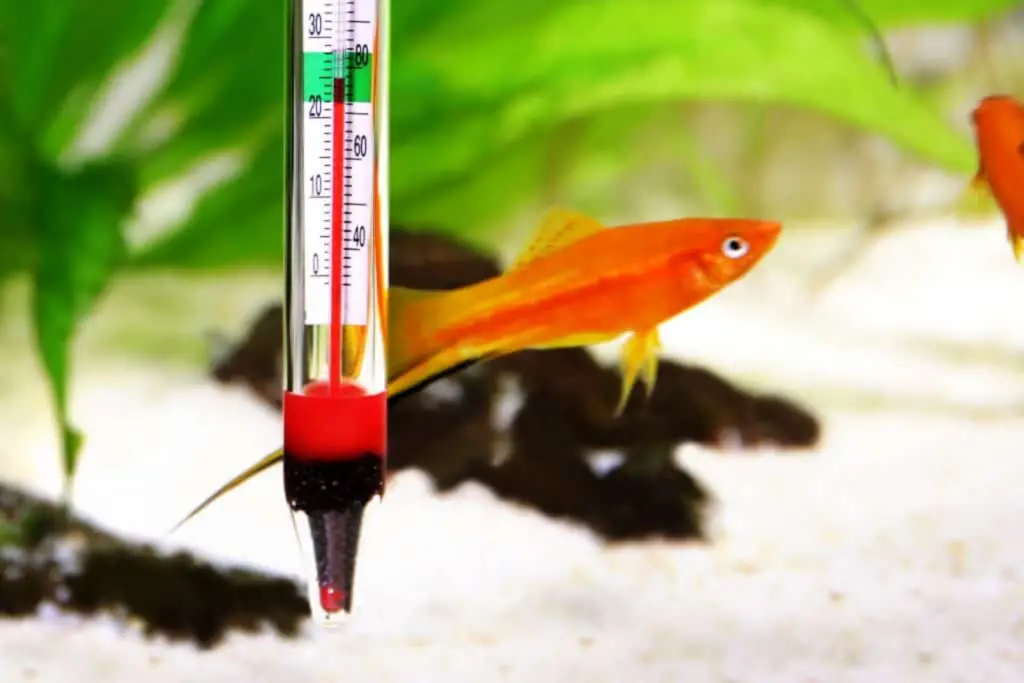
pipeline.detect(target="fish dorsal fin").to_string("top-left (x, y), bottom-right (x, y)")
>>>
top-left (508, 208), bottom-right (605, 271)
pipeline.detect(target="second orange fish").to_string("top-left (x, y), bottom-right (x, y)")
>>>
top-left (970, 94), bottom-right (1024, 263)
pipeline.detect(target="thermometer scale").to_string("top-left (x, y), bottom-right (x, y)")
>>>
top-left (301, 0), bottom-right (374, 330)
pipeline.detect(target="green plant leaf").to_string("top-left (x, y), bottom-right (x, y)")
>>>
top-left (0, 0), bottom-right (289, 495)
top-left (116, 0), bottom-right (285, 189)
top-left (128, 137), bottom-right (285, 270)
top-left (766, 0), bottom-right (1019, 29)
top-left (0, 522), bottom-right (20, 547)
top-left (854, 0), bottom-right (1021, 25)
top-left (398, 135), bottom-right (553, 248)
top-left (0, 110), bottom-right (37, 282)
top-left (396, 104), bottom-right (699, 242)
top-left (390, 0), bottom-right (977, 229)
top-left (0, 1), bottom-right (171, 158)
top-left (32, 161), bottom-right (137, 490)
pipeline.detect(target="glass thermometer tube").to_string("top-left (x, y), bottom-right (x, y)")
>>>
top-left (283, 0), bottom-right (387, 626)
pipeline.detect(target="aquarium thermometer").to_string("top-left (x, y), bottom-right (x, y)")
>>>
top-left (284, 0), bottom-right (387, 625)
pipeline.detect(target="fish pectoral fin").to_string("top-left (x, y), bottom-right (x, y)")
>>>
top-left (168, 448), bottom-right (284, 535)
top-left (971, 161), bottom-right (986, 188)
top-left (508, 208), bottom-right (606, 271)
top-left (957, 167), bottom-right (993, 220)
top-left (613, 328), bottom-right (661, 417)
top-left (968, 156), bottom-right (990, 195)
top-left (969, 172), bottom-right (990, 200)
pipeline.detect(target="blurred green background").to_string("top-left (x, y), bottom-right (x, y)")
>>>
top-left (0, 0), bottom-right (1022, 491)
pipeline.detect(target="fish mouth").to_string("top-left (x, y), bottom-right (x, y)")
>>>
top-left (979, 93), bottom-right (1016, 106)
top-left (757, 220), bottom-right (783, 244)
top-left (744, 220), bottom-right (782, 256)
top-left (973, 94), bottom-right (1018, 123)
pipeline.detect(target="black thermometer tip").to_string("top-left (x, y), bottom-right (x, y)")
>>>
top-left (284, 451), bottom-right (384, 616)
top-left (307, 505), bottom-right (364, 614)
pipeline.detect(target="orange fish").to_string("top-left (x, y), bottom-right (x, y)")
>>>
top-left (389, 209), bottom-right (781, 410)
top-left (970, 94), bottom-right (1024, 262)
top-left (171, 209), bottom-right (781, 531)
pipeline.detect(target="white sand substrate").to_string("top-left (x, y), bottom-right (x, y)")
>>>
top-left (2, 217), bottom-right (1024, 682)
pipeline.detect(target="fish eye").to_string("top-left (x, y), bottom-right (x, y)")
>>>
top-left (721, 235), bottom-right (749, 259)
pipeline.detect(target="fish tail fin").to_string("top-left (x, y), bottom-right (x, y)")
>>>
top-left (388, 286), bottom-right (470, 395)
top-left (168, 448), bottom-right (284, 535)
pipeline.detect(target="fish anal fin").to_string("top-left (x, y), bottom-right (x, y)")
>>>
top-left (641, 330), bottom-right (662, 399)
top-left (508, 208), bottom-right (605, 271)
top-left (613, 328), bottom-right (661, 417)
top-left (168, 448), bottom-right (284, 535)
